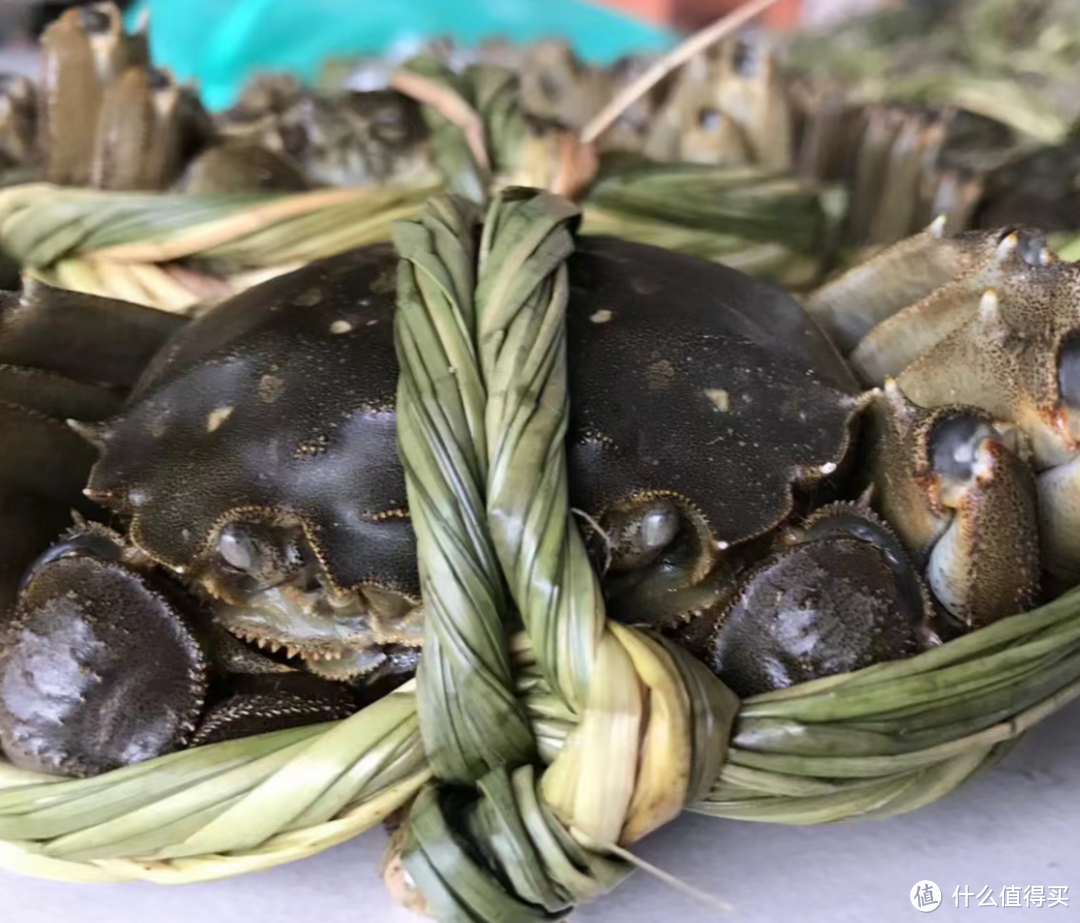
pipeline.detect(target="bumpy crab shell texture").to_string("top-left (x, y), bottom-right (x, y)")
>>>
top-left (563, 236), bottom-right (860, 547)
top-left (84, 237), bottom-right (860, 647)
top-left (86, 245), bottom-right (417, 600)
top-left (0, 553), bottom-right (207, 777)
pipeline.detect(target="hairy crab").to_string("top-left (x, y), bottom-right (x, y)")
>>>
top-left (0, 281), bottom-right (362, 776)
top-left (2, 216), bottom-right (1072, 779)
top-left (0, 3), bottom-right (437, 194)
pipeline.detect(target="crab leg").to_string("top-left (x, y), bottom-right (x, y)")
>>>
top-left (805, 226), bottom-right (1049, 373)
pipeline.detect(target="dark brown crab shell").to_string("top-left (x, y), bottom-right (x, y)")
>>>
top-left (83, 235), bottom-right (861, 661)
top-left (85, 244), bottom-right (418, 602)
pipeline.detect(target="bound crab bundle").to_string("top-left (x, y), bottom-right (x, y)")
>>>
top-left (4, 182), bottom-right (1080, 916)
top-left (0, 2), bottom-right (840, 310)
top-left (5, 3), bottom-right (1080, 919)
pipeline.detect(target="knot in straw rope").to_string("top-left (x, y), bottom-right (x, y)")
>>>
top-left (390, 188), bottom-right (738, 921)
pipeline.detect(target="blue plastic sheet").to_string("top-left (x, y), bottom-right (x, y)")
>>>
top-left (126, 0), bottom-right (676, 110)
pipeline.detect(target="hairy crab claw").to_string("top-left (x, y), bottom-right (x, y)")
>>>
top-left (808, 224), bottom-right (1080, 583)
top-left (704, 503), bottom-right (930, 698)
top-left (870, 382), bottom-right (1041, 628)
top-left (0, 528), bottom-right (208, 777)
top-left (0, 522), bottom-right (362, 776)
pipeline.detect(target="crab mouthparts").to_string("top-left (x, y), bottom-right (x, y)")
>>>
top-left (209, 578), bottom-right (423, 666)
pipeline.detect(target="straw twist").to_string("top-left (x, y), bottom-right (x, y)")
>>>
top-left (391, 188), bottom-right (737, 921)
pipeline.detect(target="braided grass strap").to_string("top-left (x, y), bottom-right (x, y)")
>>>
top-left (391, 188), bottom-right (737, 921)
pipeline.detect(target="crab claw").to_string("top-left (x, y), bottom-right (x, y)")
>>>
top-left (804, 225), bottom-right (1041, 359)
top-left (704, 503), bottom-right (929, 697)
top-left (928, 434), bottom-right (1041, 627)
top-left (0, 524), bottom-right (376, 777)
top-left (0, 541), bottom-right (208, 777)
top-left (869, 382), bottom-right (1040, 628)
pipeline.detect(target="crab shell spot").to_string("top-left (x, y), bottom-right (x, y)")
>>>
top-left (706, 538), bottom-right (921, 698)
top-left (206, 406), bottom-right (234, 432)
top-left (0, 555), bottom-right (207, 777)
top-left (258, 374), bottom-right (285, 403)
top-left (86, 245), bottom-right (418, 595)
top-left (565, 237), bottom-right (858, 550)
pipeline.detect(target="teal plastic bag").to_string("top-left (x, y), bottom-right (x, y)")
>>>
top-left (126, 0), bottom-right (675, 110)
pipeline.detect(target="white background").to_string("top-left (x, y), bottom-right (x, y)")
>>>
top-left (3, 699), bottom-right (1078, 923)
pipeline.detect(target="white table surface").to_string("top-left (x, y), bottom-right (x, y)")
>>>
top-left (3, 698), bottom-right (1078, 923)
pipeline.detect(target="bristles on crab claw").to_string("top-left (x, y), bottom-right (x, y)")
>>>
top-left (869, 383), bottom-right (1041, 628)
top-left (927, 437), bottom-right (1041, 627)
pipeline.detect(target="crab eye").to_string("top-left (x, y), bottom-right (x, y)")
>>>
top-left (639, 501), bottom-right (681, 552)
top-left (218, 523), bottom-right (258, 573)
top-left (217, 522), bottom-right (306, 587)
top-left (929, 414), bottom-right (998, 481)
top-left (1057, 336), bottom-right (1080, 411)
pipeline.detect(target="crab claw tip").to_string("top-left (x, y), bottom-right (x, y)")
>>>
top-left (928, 215), bottom-right (947, 238)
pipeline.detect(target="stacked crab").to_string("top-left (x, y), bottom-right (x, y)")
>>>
top-left (0, 3), bottom-right (438, 194)
top-left (2, 213), bottom-right (1079, 780)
